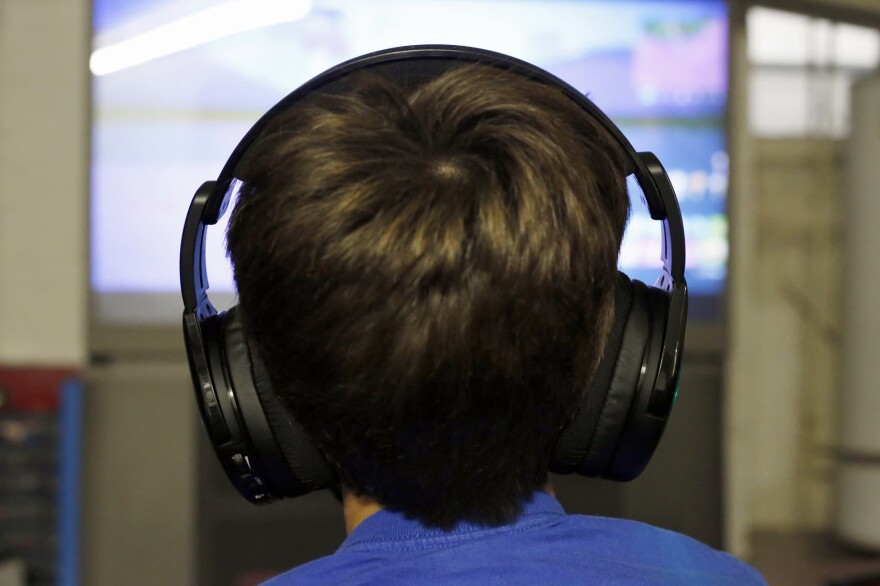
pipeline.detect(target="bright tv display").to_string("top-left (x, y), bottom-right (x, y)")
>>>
top-left (91, 0), bottom-right (728, 324)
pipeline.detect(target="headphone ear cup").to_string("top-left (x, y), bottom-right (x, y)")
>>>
top-left (221, 307), bottom-right (337, 496)
top-left (551, 272), bottom-right (670, 480)
top-left (551, 272), bottom-right (637, 476)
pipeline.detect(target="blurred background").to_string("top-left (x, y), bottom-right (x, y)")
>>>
top-left (0, 0), bottom-right (878, 584)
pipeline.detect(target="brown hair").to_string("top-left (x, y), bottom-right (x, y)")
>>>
top-left (227, 64), bottom-right (629, 527)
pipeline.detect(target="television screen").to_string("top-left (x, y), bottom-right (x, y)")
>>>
top-left (91, 0), bottom-right (728, 324)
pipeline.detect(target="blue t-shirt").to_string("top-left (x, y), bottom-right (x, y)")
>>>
top-left (264, 492), bottom-right (765, 585)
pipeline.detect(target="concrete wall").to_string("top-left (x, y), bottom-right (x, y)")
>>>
top-left (725, 0), bottom-right (874, 557)
top-left (81, 360), bottom-right (197, 586)
top-left (0, 0), bottom-right (89, 366)
top-left (748, 138), bottom-right (842, 532)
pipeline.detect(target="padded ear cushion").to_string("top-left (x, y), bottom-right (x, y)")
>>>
top-left (550, 272), bottom-right (649, 477)
top-left (579, 279), bottom-right (653, 477)
top-left (247, 344), bottom-right (338, 491)
top-left (603, 284), bottom-right (670, 481)
top-left (222, 307), bottom-right (337, 496)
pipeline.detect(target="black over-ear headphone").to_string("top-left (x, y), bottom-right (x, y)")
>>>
top-left (180, 45), bottom-right (688, 504)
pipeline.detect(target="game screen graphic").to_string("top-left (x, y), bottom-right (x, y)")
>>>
top-left (91, 0), bottom-right (728, 323)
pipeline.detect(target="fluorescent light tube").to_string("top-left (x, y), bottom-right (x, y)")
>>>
top-left (90, 0), bottom-right (313, 76)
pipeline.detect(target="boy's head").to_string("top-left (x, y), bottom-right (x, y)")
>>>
top-left (226, 64), bottom-right (630, 528)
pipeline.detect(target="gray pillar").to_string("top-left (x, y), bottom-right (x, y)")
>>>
top-left (835, 76), bottom-right (880, 550)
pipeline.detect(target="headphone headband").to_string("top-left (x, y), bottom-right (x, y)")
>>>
top-left (181, 45), bottom-right (685, 302)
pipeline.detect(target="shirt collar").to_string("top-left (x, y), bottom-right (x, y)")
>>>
top-left (340, 491), bottom-right (565, 552)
